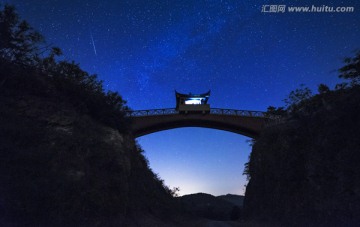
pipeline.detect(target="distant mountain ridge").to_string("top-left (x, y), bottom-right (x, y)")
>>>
top-left (217, 194), bottom-right (244, 207)
top-left (178, 193), bottom-right (243, 221)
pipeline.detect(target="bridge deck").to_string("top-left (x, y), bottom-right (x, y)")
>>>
top-left (126, 108), bottom-right (282, 138)
top-left (126, 108), bottom-right (277, 119)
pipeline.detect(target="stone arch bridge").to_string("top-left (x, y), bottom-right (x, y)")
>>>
top-left (126, 108), bottom-right (278, 138)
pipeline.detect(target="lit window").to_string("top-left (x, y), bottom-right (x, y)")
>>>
top-left (185, 98), bottom-right (202, 105)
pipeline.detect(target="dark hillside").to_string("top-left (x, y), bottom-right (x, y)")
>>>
top-left (217, 194), bottom-right (244, 207)
top-left (244, 85), bottom-right (360, 226)
top-left (0, 63), bottom-right (185, 226)
top-left (0, 5), bottom-right (184, 226)
top-left (179, 193), bottom-right (242, 221)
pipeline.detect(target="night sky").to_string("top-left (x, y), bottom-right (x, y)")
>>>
top-left (5, 0), bottom-right (360, 196)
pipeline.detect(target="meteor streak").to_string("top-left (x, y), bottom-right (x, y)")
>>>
top-left (90, 32), bottom-right (97, 56)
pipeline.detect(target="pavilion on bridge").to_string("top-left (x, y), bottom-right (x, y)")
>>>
top-left (175, 90), bottom-right (211, 114)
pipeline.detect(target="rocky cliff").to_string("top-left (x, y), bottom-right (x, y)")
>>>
top-left (0, 64), bottom-right (182, 226)
top-left (244, 86), bottom-right (360, 226)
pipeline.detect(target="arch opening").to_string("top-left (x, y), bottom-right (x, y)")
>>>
top-left (137, 128), bottom-right (253, 196)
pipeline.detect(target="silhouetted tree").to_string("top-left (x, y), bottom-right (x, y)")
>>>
top-left (0, 4), bottom-right (43, 65)
top-left (243, 161), bottom-right (250, 181)
top-left (335, 82), bottom-right (348, 90)
top-left (169, 187), bottom-right (180, 197)
top-left (1, 5), bottom-right (183, 226)
top-left (39, 46), bottom-right (62, 72)
top-left (318, 84), bottom-right (330, 94)
top-left (244, 49), bottom-right (360, 226)
top-left (284, 84), bottom-right (312, 111)
top-left (339, 50), bottom-right (360, 84)
top-left (266, 106), bottom-right (286, 116)
top-left (0, 4), bottom-right (130, 132)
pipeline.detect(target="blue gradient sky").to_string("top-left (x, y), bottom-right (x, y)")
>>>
top-left (5, 0), bottom-right (360, 195)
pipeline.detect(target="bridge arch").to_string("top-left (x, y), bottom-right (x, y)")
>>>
top-left (127, 108), bottom-right (274, 138)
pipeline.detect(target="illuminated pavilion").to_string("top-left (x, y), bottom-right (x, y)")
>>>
top-left (175, 90), bottom-right (211, 113)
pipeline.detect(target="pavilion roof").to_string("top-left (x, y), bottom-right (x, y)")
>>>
top-left (175, 90), bottom-right (211, 98)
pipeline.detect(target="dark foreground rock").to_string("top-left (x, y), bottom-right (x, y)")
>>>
top-left (0, 65), bottom-right (185, 226)
top-left (244, 86), bottom-right (360, 226)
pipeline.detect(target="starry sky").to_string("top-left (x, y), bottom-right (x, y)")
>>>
top-left (5, 0), bottom-right (360, 196)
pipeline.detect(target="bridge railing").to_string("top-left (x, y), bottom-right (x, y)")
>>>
top-left (209, 108), bottom-right (266, 117)
top-left (125, 108), bottom-right (280, 119)
top-left (126, 108), bottom-right (178, 117)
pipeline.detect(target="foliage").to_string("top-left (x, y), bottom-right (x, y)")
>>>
top-left (245, 86), bottom-right (360, 226)
top-left (335, 82), bottom-right (349, 90)
top-left (0, 4), bottom-right (130, 132)
top-left (244, 50), bottom-right (360, 226)
top-left (0, 4), bottom-right (43, 65)
top-left (0, 5), bottom-right (181, 225)
top-left (243, 140), bottom-right (256, 181)
top-left (266, 106), bottom-right (286, 116)
top-left (277, 50), bottom-right (360, 117)
top-left (283, 84), bottom-right (312, 110)
top-left (169, 187), bottom-right (181, 197)
top-left (339, 50), bottom-right (360, 83)
top-left (317, 83), bottom-right (330, 94)
top-left (243, 161), bottom-right (250, 181)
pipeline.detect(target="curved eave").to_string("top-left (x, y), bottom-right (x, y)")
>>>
top-left (175, 90), bottom-right (211, 98)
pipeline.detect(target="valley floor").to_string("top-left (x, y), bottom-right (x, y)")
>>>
top-left (192, 220), bottom-right (272, 227)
